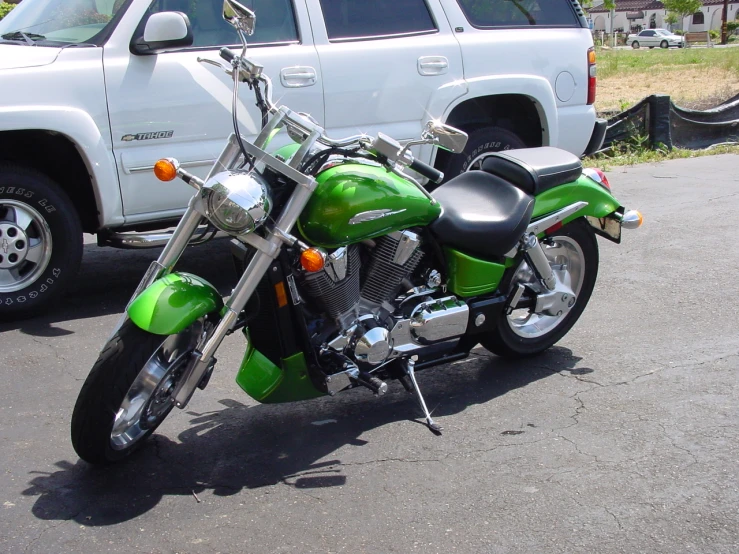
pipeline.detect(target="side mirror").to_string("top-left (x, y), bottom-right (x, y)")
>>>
top-left (131, 12), bottom-right (193, 55)
top-left (223, 0), bottom-right (256, 35)
top-left (422, 121), bottom-right (468, 153)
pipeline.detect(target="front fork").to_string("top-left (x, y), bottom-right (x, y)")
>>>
top-left (116, 133), bottom-right (318, 410)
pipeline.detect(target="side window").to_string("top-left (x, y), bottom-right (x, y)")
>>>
top-left (146, 0), bottom-right (299, 47)
top-left (318, 0), bottom-right (437, 41)
top-left (455, 0), bottom-right (579, 28)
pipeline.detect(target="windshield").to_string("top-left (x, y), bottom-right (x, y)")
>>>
top-left (0, 0), bottom-right (128, 45)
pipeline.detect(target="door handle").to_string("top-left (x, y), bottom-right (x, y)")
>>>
top-left (418, 56), bottom-right (449, 76)
top-left (280, 66), bottom-right (317, 88)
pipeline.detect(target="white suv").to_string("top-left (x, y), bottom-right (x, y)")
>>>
top-left (0, 0), bottom-right (604, 318)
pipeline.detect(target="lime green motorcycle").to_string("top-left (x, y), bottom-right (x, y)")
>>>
top-left (71, 0), bottom-right (642, 464)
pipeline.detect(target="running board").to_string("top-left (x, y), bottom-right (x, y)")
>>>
top-left (99, 226), bottom-right (229, 249)
top-left (505, 201), bottom-right (588, 258)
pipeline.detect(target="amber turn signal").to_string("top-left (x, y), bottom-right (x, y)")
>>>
top-left (621, 210), bottom-right (643, 230)
top-left (300, 248), bottom-right (326, 272)
top-left (154, 158), bottom-right (178, 182)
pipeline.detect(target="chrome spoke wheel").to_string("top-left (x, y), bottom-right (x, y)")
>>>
top-left (507, 236), bottom-right (585, 339)
top-left (109, 324), bottom-right (201, 451)
top-left (0, 200), bottom-right (53, 293)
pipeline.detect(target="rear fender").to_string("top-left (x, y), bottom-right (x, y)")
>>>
top-left (533, 175), bottom-right (621, 225)
top-left (127, 272), bottom-right (223, 335)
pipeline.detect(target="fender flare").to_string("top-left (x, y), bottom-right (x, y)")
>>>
top-left (127, 272), bottom-right (224, 335)
top-left (420, 75), bottom-right (559, 166)
top-left (0, 105), bottom-right (123, 228)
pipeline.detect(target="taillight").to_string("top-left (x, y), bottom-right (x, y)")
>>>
top-left (583, 167), bottom-right (611, 190)
top-left (587, 47), bottom-right (596, 105)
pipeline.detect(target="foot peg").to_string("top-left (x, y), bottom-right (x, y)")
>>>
top-left (403, 357), bottom-right (442, 435)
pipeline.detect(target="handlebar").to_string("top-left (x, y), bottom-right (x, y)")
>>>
top-left (214, 48), bottom-right (442, 184)
top-left (409, 158), bottom-right (444, 184)
top-left (219, 47), bottom-right (236, 64)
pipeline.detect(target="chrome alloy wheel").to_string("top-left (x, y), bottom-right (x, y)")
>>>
top-left (110, 324), bottom-right (201, 451)
top-left (0, 200), bottom-right (53, 293)
top-left (507, 236), bottom-right (585, 339)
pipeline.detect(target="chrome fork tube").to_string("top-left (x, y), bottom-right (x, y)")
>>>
top-left (172, 176), bottom-right (318, 409)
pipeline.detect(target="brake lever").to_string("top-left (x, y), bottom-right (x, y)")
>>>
top-left (197, 57), bottom-right (231, 75)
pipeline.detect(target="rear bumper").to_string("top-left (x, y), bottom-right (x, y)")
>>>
top-left (582, 118), bottom-right (607, 157)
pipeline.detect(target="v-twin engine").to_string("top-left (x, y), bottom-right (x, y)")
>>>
top-left (300, 231), bottom-right (469, 368)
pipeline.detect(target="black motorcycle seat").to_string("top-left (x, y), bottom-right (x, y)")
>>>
top-left (481, 147), bottom-right (582, 196)
top-left (430, 171), bottom-right (534, 258)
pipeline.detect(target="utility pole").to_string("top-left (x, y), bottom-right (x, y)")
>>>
top-left (610, 7), bottom-right (616, 48)
top-left (721, 0), bottom-right (729, 45)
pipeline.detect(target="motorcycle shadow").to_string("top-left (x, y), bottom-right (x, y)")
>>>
top-left (23, 346), bottom-right (586, 526)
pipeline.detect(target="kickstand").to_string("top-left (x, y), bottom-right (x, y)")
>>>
top-left (403, 357), bottom-right (442, 435)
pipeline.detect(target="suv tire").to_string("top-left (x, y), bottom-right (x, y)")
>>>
top-left (0, 164), bottom-right (83, 319)
top-left (444, 126), bottom-right (526, 178)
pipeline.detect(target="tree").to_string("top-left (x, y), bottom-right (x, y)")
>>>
top-left (662, 0), bottom-right (704, 26)
top-left (665, 11), bottom-right (680, 31)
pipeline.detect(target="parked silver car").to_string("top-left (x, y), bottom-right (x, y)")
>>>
top-left (628, 28), bottom-right (684, 49)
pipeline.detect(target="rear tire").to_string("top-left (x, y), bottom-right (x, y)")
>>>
top-left (71, 319), bottom-right (201, 465)
top-left (480, 219), bottom-right (599, 358)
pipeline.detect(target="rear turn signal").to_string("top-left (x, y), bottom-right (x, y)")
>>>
top-left (154, 158), bottom-right (178, 182)
top-left (621, 210), bottom-right (643, 229)
top-left (587, 47), bottom-right (596, 105)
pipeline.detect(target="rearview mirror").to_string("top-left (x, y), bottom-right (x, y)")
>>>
top-left (422, 121), bottom-right (468, 153)
top-left (223, 0), bottom-right (256, 36)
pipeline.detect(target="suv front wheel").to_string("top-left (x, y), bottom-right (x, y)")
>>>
top-left (0, 164), bottom-right (83, 320)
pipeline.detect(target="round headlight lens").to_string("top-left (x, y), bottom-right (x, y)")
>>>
top-left (202, 170), bottom-right (272, 235)
top-left (207, 189), bottom-right (255, 233)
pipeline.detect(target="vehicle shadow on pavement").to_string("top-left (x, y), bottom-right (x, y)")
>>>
top-left (0, 241), bottom-right (237, 333)
top-left (22, 347), bottom-right (583, 526)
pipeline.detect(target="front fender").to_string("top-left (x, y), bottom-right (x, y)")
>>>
top-left (127, 272), bottom-right (223, 335)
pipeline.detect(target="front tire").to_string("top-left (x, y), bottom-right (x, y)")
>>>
top-left (480, 219), bottom-right (599, 358)
top-left (71, 319), bottom-right (202, 465)
top-left (0, 164), bottom-right (82, 320)
top-left (660, 40), bottom-right (668, 49)
top-left (632, 41), bottom-right (640, 49)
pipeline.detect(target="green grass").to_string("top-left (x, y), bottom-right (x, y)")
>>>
top-left (584, 143), bottom-right (739, 169)
top-left (597, 47), bottom-right (739, 79)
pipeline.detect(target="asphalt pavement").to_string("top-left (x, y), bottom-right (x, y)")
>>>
top-left (0, 154), bottom-right (737, 553)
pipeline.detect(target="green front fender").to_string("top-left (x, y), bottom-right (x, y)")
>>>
top-left (127, 272), bottom-right (224, 335)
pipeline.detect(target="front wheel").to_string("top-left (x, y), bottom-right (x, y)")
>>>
top-left (632, 41), bottom-right (640, 49)
top-left (660, 40), bottom-right (668, 49)
top-left (480, 219), bottom-right (599, 358)
top-left (71, 319), bottom-right (204, 464)
top-left (0, 164), bottom-right (83, 320)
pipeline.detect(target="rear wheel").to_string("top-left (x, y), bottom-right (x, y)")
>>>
top-left (443, 126), bottom-right (526, 177)
top-left (71, 319), bottom-right (204, 465)
top-left (480, 219), bottom-right (598, 358)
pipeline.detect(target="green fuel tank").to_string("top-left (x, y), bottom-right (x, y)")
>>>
top-left (298, 162), bottom-right (441, 248)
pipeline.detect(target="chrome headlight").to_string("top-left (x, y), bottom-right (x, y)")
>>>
top-left (202, 170), bottom-right (272, 234)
